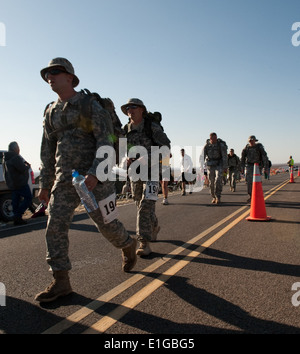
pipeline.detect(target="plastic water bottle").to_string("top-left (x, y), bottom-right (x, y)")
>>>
top-left (72, 170), bottom-right (99, 213)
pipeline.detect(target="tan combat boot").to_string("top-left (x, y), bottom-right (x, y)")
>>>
top-left (122, 238), bottom-right (137, 272)
top-left (136, 240), bottom-right (152, 257)
top-left (34, 270), bottom-right (72, 303)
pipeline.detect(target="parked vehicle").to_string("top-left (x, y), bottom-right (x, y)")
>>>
top-left (0, 150), bottom-right (39, 222)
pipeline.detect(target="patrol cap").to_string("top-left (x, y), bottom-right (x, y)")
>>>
top-left (121, 98), bottom-right (147, 115)
top-left (248, 135), bottom-right (258, 142)
top-left (40, 57), bottom-right (80, 87)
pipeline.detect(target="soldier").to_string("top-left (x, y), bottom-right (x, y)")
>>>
top-left (35, 58), bottom-right (137, 303)
top-left (240, 135), bottom-right (268, 203)
top-left (203, 132), bottom-right (228, 204)
top-left (228, 148), bottom-right (240, 192)
top-left (121, 99), bottom-right (171, 256)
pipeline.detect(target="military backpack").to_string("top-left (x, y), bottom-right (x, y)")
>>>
top-left (43, 89), bottom-right (123, 160)
top-left (124, 111), bottom-right (164, 145)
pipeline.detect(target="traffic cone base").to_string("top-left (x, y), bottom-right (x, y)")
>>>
top-left (246, 163), bottom-right (271, 222)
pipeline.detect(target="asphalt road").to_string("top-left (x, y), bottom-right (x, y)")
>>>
top-left (0, 172), bottom-right (299, 336)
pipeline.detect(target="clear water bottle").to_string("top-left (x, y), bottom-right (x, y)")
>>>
top-left (72, 170), bottom-right (99, 213)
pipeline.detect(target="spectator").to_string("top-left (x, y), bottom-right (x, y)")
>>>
top-left (180, 149), bottom-right (193, 196)
top-left (3, 141), bottom-right (32, 225)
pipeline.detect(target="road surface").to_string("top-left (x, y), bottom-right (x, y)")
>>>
top-left (0, 172), bottom-right (299, 336)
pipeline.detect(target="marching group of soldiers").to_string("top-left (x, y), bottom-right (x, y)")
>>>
top-left (32, 57), bottom-right (269, 303)
top-left (202, 132), bottom-right (269, 204)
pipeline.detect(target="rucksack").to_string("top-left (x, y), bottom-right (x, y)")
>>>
top-left (44, 89), bottom-right (123, 159)
top-left (205, 138), bottom-right (228, 152)
top-left (124, 111), bottom-right (164, 144)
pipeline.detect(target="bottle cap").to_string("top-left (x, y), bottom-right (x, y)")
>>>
top-left (72, 170), bottom-right (79, 178)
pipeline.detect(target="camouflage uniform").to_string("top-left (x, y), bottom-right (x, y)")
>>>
top-left (40, 92), bottom-right (132, 271)
top-left (228, 153), bottom-right (240, 191)
top-left (123, 109), bottom-right (171, 243)
top-left (241, 138), bottom-right (268, 196)
top-left (203, 138), bottom-right (228, 200)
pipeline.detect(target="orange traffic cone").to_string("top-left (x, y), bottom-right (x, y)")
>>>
top-left (246, 163), bottom-right (271, 221)
top-left (289, 167), bottom-right (295, 183)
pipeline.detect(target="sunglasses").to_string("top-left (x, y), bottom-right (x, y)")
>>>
top-left (125, 105), bottom-right (139, 111)
top-left (45, 68), bottom-right (67, 79)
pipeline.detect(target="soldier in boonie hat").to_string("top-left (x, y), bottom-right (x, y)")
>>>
top-left (40, 57), bottom-right (80, 87)
top-left (248, 135), bottom-right (258, 142)
top-left (121, 98), bottom-right (147, 115)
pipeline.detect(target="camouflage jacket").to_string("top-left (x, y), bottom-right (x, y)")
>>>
top-left (124, 119), bottom-right (171, 176)
top-left (240, 143), bottom-right (268, 169)
top-left (204, 139), bottom-right (228, 168)
top-left (228, 154), bottom-right (240, 169)
top-left (124, 119), bottom-right (171, 155)
top-left (40, 92), bottom-right (114, 191)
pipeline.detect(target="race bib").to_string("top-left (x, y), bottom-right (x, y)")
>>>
top-left (145, 181), bottom-right (159, 201)
top-left (98, 193), bottom-right (118, 224)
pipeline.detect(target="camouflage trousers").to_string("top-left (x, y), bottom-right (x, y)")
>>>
top-left (130, 180), bottom-right (158, 242)
top-left (207, 164), bottom-right (223, 198)
top-left (229, 167), bottom-right (238, 190)
top-left (45, 181), bottom-right (131, 271)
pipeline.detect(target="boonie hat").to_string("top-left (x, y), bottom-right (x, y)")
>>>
top-left (40, 57), bottom-right (80, 87)
top-left (121, 98), bottom-right (147, 115)
top-left (248, 135), bottom-right (258, 142)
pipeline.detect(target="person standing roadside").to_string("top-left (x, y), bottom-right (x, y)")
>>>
top-left (287, 156), bottom-right (294, 173)
top-left (121, 98), bottom-right (171, 256)
top-left (180, 149), bottom-right (194, 196)
top-left (203, 132), bottom-right (228, 204)
top-left (35, 58), bottom-right (137, 303)
top-left (240, 135), bottom-right (268, 203)
top-left (3, 142), bottom-right (32, 225)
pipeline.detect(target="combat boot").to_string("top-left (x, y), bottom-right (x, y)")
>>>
top-left (34, 270), bottom-right (72, 303)
top-left (122, 238), bottom-right (137, 272)
top-left (136, 240), bottom-right (152, 257)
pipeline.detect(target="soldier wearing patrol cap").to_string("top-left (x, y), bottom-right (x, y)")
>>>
top-left (121, 98), bottom-right (171, 256)
top-left (35, 58), bottom-right (137, 303)
top-left (241, 135), bottom-right (268, 203)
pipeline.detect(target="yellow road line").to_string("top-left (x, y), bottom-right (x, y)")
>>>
top-left (83, 210), bottom-right (251, 334)
top-left (83, 179), bottom-right (291, 334)
top-left (42, 206), bottom-right (247, 334)
top-left (43, 178), bottom-right (289, 334)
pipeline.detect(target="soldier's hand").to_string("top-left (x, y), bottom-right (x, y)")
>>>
top-left (85, 174), bottom-right (98, 191)
top-left (38, 188), bottom-right (50, 205)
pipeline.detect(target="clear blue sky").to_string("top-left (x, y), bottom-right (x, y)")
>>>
top-left (1, 0), bottom-right (300, 172)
